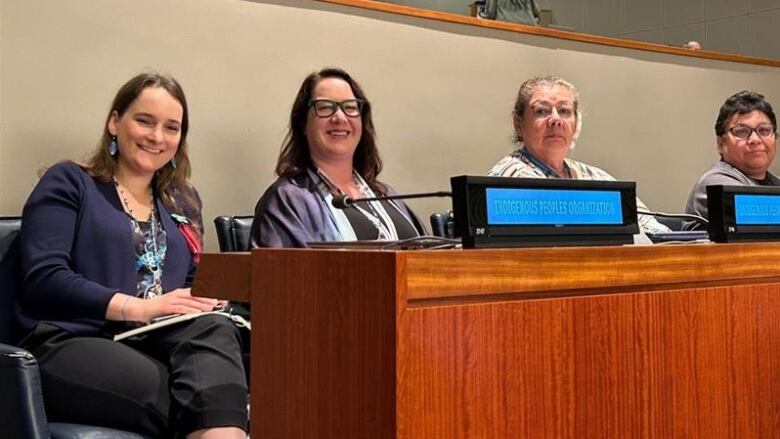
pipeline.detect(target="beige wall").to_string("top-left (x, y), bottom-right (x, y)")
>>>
top-left (394, 0), bottom-right (780, 59)
top-left (2, 0), bottom-right (780, 250)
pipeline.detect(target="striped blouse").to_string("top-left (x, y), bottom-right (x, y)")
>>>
top-left (488, 146), bottom-right (670, 234)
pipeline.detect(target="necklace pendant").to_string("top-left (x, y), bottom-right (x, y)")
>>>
top-left (148, 283), bottom-right (163, 299)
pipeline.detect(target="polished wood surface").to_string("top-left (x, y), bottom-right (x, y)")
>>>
top-left (192, 251), bottom-right (250, 301)
top-left (402, 242), bottom-right (780, 300)
top-left (195, 244), bottom-right (780, 437)
top-left (317, 0), bottom-right (780, 68)
top-left (398, 282), bottom-right (780, 438)
top-left (250, 249), bottom-right (400, 438)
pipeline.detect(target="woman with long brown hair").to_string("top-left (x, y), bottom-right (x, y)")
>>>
top-left (251, 67), bottom-right (426, 247)
top-left (18, 72), bottom-right (248, 438)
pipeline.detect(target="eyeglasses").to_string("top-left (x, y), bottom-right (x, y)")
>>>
top-left (727, 123), bottom-right (776, 139)
top-left (308, 99), bottom-right (365, 118)
top-left (529, 104), bottom-right (575, 120)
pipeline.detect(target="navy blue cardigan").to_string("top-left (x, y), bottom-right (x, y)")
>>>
top-left (19, 161), bottom-right (200, 335)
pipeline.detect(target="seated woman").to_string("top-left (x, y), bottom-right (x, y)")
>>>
top-left (488, 75), bottom-right (669, 234)
top-left (683, 91), bottom-right (778, 230)
top-left (251, 67), bottom-right (426, 248)
top-left (18, 73), bottom-right (248, 438)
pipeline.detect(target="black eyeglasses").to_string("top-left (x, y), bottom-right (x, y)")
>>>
top-left (727, 123), bottom-right (776, 140)
top-left (308, 99), bottom-right (365, 118)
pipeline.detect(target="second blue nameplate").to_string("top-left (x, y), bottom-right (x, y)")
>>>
top-left (451, 175), bottom-right (639, 248)
top-left (707, 185), bottom-right (780, 242)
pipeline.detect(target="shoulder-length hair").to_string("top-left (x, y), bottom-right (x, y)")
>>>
top-left (83, 72), bottom-right (201, 235)
top-left (275, 67), bottom-right (385, 193)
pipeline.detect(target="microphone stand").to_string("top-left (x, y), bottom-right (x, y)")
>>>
top-left (332, 191), bottom-right (452, 208)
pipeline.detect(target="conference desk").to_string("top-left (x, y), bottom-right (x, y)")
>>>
top-left (193, 243), bottom-right (780, 438)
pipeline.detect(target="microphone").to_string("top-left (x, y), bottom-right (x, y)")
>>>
top-left (331, 191), bottom-right (452, 209)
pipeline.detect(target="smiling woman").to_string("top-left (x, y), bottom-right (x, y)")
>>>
top-left (109, 87), bottom-right (183, 190)
top-left (304, 77), bottom-right (365, 176)
top-left (88, 73), bottom-right (195, 224)
top-left (16, 72), bottom-right (249, 438)
top-left (250, 67), bottom-right (427, 248)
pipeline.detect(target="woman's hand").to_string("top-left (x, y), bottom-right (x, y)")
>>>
top-left (109, 289), bottom-right (220, 323)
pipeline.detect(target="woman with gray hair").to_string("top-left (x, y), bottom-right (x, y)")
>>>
top-left (488, 75), bottom-right (669, 234)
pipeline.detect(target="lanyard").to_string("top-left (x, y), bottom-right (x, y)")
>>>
top-left (315, 168), bottom-right (399, 241)
top-left (519, 146), bottom-right (572, 179)
top-left (351, 173), bottom-right (399, 240)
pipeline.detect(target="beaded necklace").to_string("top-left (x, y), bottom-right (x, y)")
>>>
top-left (114, 178), bottom-right (163, 298)
top-left (316, 169), bottom-right (399, 240)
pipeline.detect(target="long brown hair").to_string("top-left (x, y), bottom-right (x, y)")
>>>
top-left (83, 72), bottom-right (201, 235)
top-left (275, 67), bottom-right (386, 193)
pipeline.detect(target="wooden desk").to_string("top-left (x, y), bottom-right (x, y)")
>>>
top-left (193, 243), bottom-right (780, 438)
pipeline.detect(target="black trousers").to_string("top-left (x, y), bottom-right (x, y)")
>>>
top-left (21, 315), bottom-right (248, 438)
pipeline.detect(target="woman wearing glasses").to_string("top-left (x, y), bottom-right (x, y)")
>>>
top-left (250, 67), bottom-right (425, 247)
top-left (682, 91), bottom-right (779, 230)
top-left (488, 75), bottom-right (669, 234)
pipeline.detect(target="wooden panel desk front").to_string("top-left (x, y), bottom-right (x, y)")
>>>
top-left (193, 243), bottom-right (780, 438)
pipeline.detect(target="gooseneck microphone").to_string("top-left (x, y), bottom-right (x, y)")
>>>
top-left (331, 191), bottom-right (452, 209)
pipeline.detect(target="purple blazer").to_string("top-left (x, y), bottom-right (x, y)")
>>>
top-left (18, 161), bottom-right (200, 335)
top-left (251, 172), bottom-right (426, 248)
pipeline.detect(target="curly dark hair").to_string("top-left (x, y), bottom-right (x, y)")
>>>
top-left (715, 90), bottom-right (777, 137)
top-left (275, 67), bottom-right (386, 193)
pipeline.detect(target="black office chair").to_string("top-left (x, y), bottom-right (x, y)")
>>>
top-left (213, 215), bottom-right (253, 381)
top-left (0, 217), bottom-right (147, 439)
top-left (213, 216), bottom-right (254, 252)
top-left (429, 210), bottom-right (455, 239)
top-left (657, 216), bottom-right (684, 231)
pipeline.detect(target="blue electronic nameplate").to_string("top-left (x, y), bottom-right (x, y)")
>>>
top-left (734, 194), bottom-right (780, 225)
top-left (486, 188), bottom-right (623, 225)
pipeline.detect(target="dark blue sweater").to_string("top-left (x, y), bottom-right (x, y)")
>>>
top-left (19, 161), bottom-right (198, 334)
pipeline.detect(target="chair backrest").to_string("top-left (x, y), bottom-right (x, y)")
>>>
top-left (213, 216), bottom-right (254, 252)
top-left (657, 216), bottom-right (684, 231)
top-left (0, 217), bottom-right (153, 439)
top-left (429, 211), bottom-right (455, 239)
top-left (0, 217), bottom-right (22, 344)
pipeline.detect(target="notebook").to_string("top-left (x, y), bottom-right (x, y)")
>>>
top-left (646, 231), bottom-right (709, 243)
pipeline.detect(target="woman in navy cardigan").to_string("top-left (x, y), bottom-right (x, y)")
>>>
top-left (18, 73), bottom-right (247, 439)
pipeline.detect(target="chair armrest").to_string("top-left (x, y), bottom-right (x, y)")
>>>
top-left (0, 342), bottom-right (51, 439)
